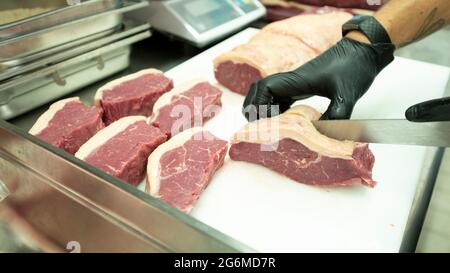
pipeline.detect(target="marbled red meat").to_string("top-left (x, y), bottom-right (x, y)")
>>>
top-left (229, 105), bottom-right (376, 187)
top-left (75, 116), bottom-right (167, 186)
top-left (214, 61), bottom-right (263, 96)
top-left (149, 81), bottom-right (222, 138)
top-left (229, 139), bottom-right (375, 187)
top-left (29, 97), bottom-right (104, 154)
top-left (95, 69), bottom-right (173, 125)
top-left (146, 128), bottom-right (228, 213)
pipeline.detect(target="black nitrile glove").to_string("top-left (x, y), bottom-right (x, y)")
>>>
top-left (243, 37), bottom-right (395, 121)
top-left (406, 97), bottom-right (450, 122)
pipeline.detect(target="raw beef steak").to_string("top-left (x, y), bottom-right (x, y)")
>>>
top-left (229, 105), bottom-right (376, 187)
top-left (146, 128), bottom-right (228, 213)
top-left (75, 116), bottom-right (167, 186)
top-left (29, 97), bottom-right (104, 154)
top-left (94, 69), bottom-right (173, 125)
top-left (214, 12), bottom-right (351, 95)
top-left (149, 81), bottom-right (222, 138)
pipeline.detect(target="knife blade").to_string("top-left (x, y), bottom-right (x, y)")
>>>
top-left (311, 119), bottom-right (450, 147)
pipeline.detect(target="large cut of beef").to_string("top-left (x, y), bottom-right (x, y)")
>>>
top-left (214, 32), bottom-right (317, 95)
top-left (229, 105), bottom-right (376, 187)
top-left (262, 2), bottom-right (376, 23)
top-left (261, 11), bottom-right (352, 53)
top-left (149, 81), bottom-right (222, 138)
top-left (289, 0), bottom-right (388, 10)
top-left (146, 128), bottom-right (228, 213)
top-left (29, 97), bottom-right (104, 154)
top-left (94, 69), bottom-right (173, 125)
top-left (214, 12), bottom-right (352, 95)
top-left (75, 116), bottom-right (167, 186)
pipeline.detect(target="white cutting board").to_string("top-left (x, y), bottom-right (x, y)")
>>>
top-left (140, 28), bottom-right (450, 252)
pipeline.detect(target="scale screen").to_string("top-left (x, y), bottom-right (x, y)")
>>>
top-left (169, 0), bottom-right (245, 33)
top-left (231, 0), bottom-right (259, 13)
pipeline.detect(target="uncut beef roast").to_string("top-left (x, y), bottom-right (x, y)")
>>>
top-left (214, 11), bottom-right (352, 95)
top-left (289, 0), bottom-right (388, 10)
top-left (229, 105), bottom-right (376, 187)
top-left (29, 97), bottom-right (104, 154)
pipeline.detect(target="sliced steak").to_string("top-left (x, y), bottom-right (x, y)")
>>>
top-left (214, 12), bottom-right (351, 95)
top-left (29, 97), bottom-right (104, 154)
top-left (229, 105), bottom-right (376, 187)
top-left (75, 116), bottom-right (167, 186)
top-left (149, 81), bottom-right (222, 138)
top-left (146, 128), bottom-right (228, 213)
top-left (95, 69), bottom-right (173, 125)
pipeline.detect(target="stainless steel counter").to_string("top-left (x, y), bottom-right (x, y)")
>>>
top-left (1, 32), bottom-right (253, 253)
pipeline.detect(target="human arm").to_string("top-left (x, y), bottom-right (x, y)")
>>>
top-left (243, 0), bottom-right (450, 121)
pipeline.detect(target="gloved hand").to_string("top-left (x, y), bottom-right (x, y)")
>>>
top-left (243, 37), bottom-right (395, 121)
top-left (406, 97), bottom-right (450, 122)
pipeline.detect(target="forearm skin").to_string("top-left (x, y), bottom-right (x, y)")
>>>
top-left (374, 0), bottom-right (450, 47)
top-left (345, 0), bottom-right (450, 48)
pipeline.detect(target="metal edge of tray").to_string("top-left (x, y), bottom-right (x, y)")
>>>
top-left (0, 0), bottom-right (123, 39)
top-left (0, 205), bottom-right (62, 252)
top-left (0, 20), bottom-right (150, 81)
top-left (0, 29), bottom-right (151, 106)
top-left (400, 78), bottom-right (450, 252)
top-left (0, 0), bottom-right (148, 62)
top-left (399, 147), bottom-right (445, 252)
top-left (0, 119), bottom-right (254, 253)
top-left (400, 84), bottom-right (449, 252)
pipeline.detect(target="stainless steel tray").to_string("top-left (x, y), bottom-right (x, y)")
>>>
top-left (0, 1), bottom-right (67, 26)
top-left (0, 118), bottom-right (252, 252)
top-left (0, 0), bottom-right (147, 67)
top-left (0, 0), bottom-right (122, 39)
top-left (0, 20), bottom-right (150, 82)
top-left (0, 28), bottom-right (150, 120)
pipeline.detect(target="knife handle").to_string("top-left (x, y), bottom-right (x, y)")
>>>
top-left (406, 97), bottom-right (450, 122)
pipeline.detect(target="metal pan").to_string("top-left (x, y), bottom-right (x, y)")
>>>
top-left (0, 26), bottom-right (151, 119)
top-left (0, 20), bottom-right (149, 82)
top-left (0, 0), bottom-right (123, 39)
top-left (0, 0), bottom-right (147, 66)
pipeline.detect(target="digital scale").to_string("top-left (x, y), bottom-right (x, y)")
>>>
top-left (130, 0), bottom-right (266, 47)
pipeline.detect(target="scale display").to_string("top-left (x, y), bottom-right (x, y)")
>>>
top-left (169, 0), bottom-right (241, 33)
top-left (136, 0), bottom-right (266, 47)
top-left (232, 0), bottom-right (260, 13)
